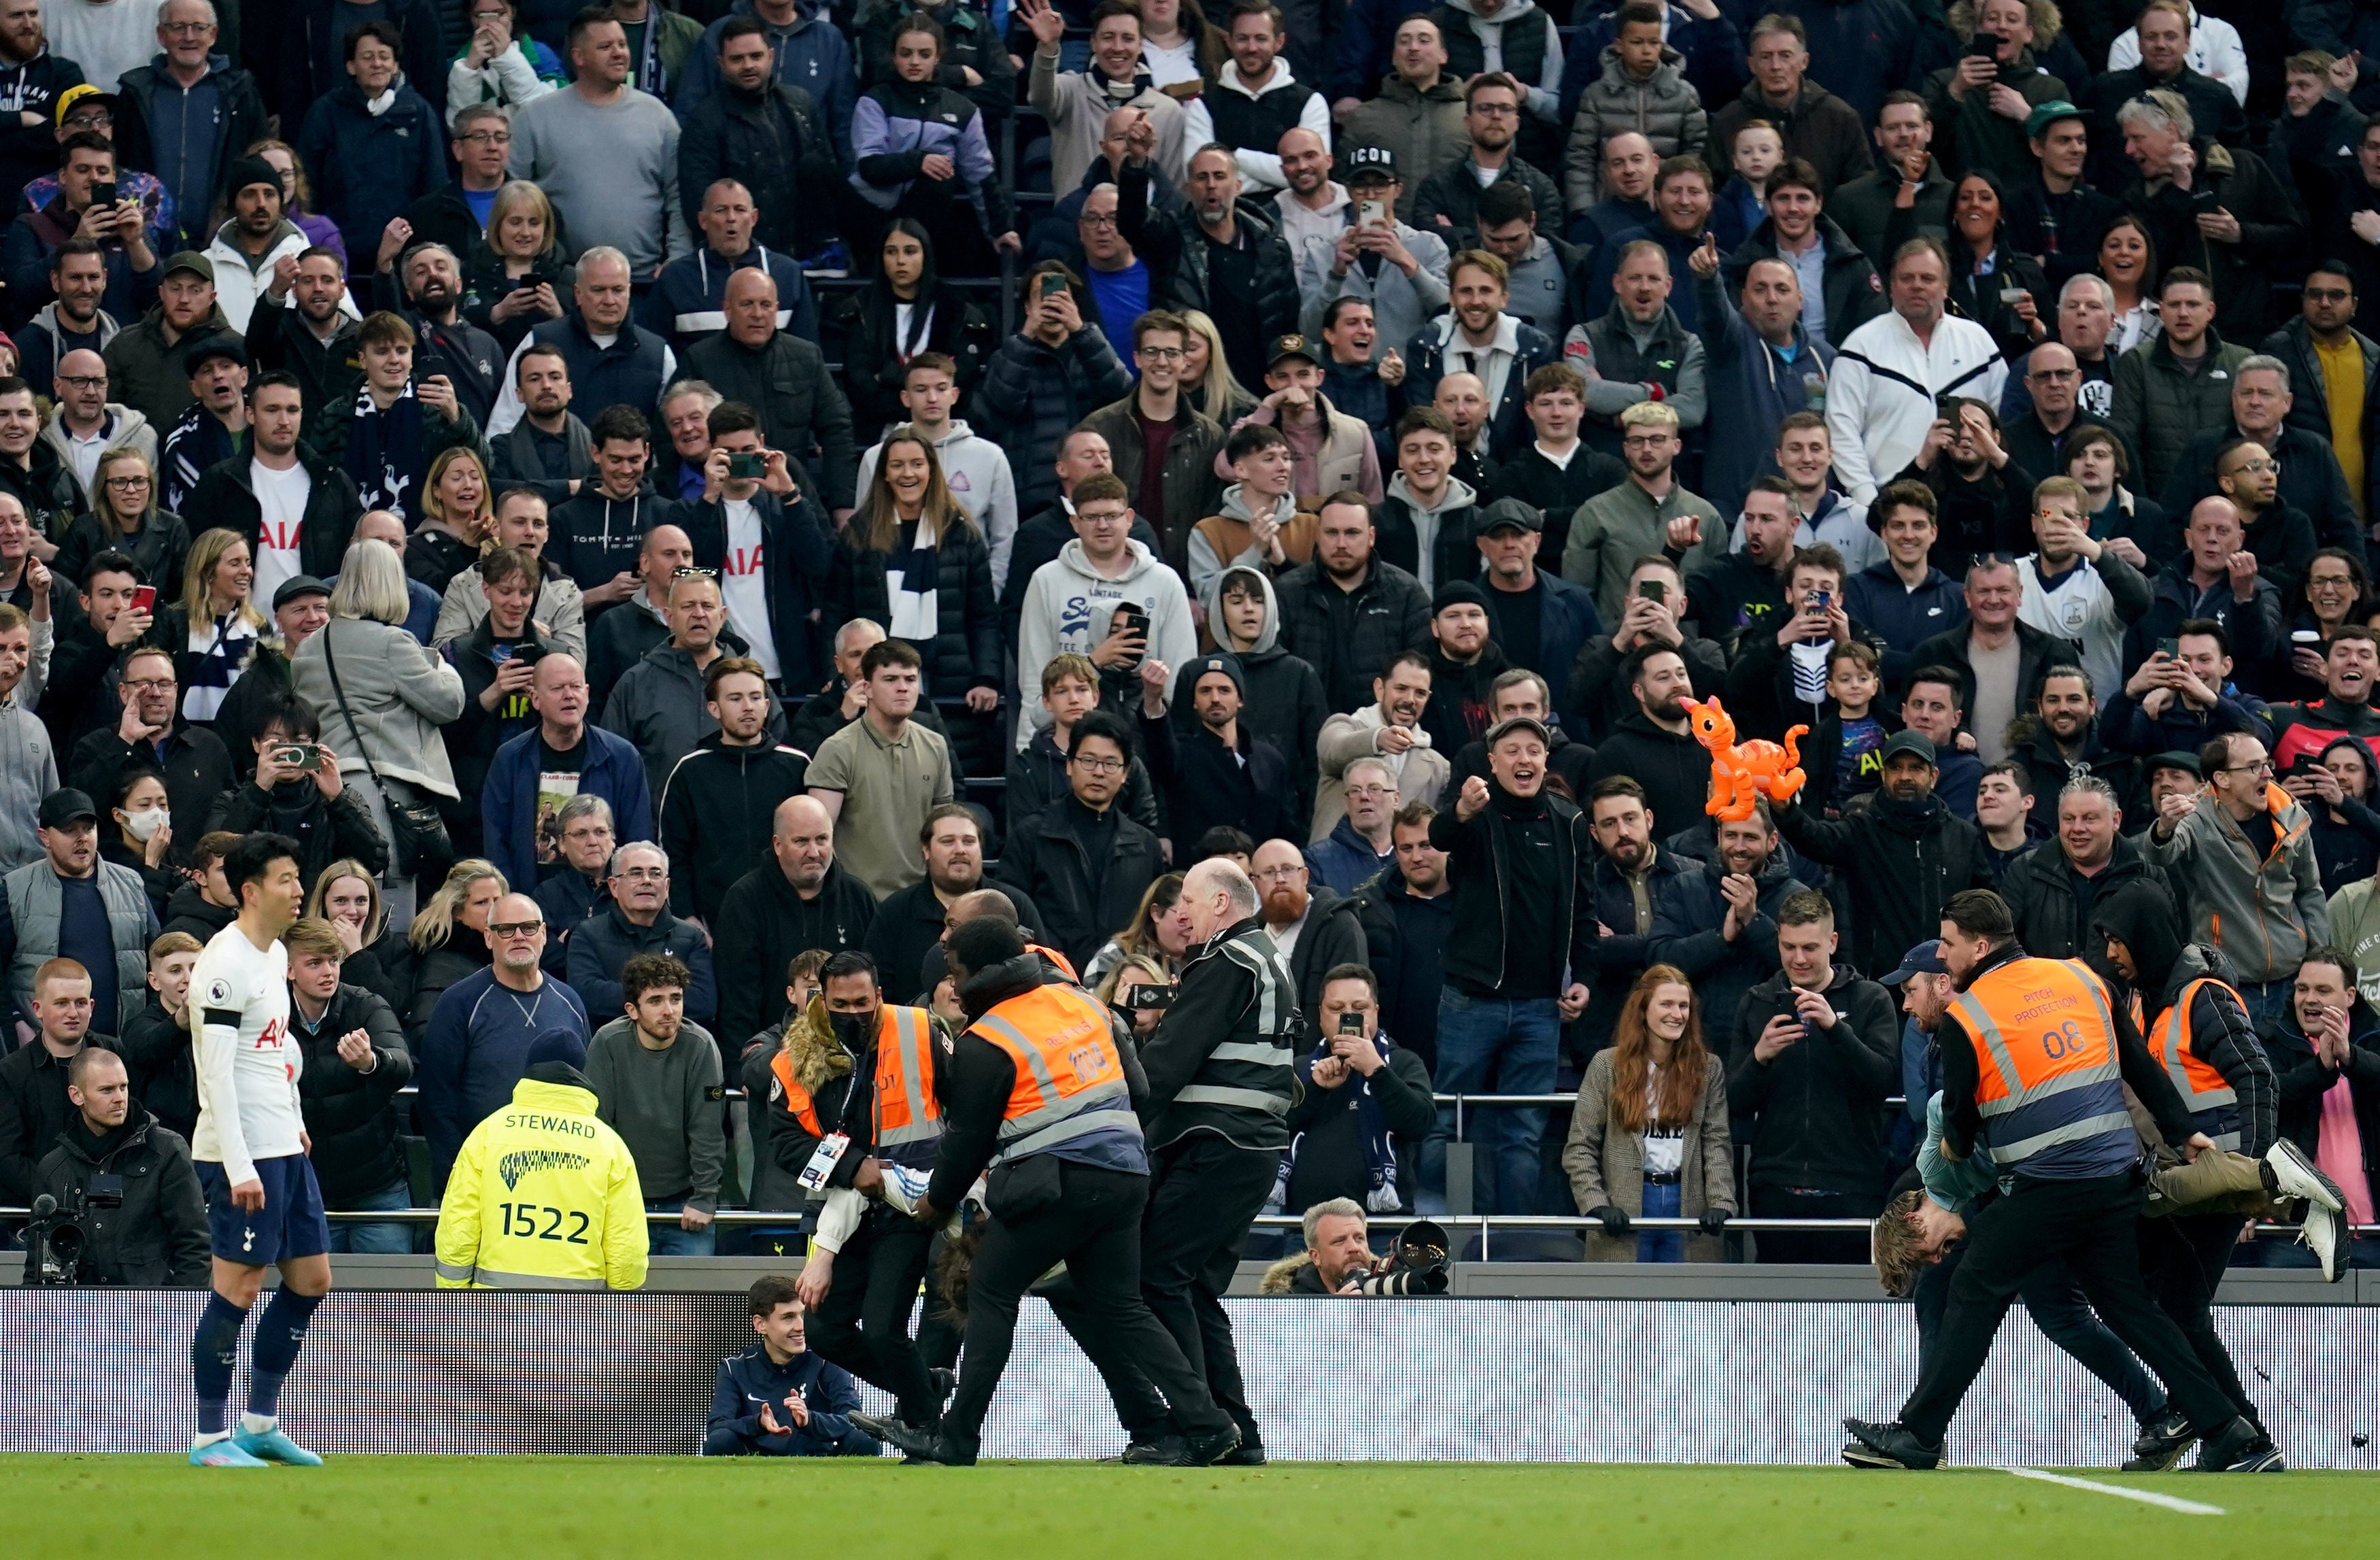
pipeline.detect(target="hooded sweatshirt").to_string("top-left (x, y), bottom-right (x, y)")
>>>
top-left (1014, 535), bottom-right (1199, 749)
top-left (854, 420), bottom-right (1019, 590)
top-left (1375, 469), bottom-right (1477, 594)
top-left (1187, 481), bottom-right (1318, 600)
top-left (1197, 566), bottom-right (1329, 823)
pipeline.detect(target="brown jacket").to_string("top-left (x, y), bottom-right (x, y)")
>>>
top-left (1561, 1042), bottom-right (1735, 1262)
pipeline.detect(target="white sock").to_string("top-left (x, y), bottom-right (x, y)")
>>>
top-left (192, 1429), bottom-right (231, 1448)
top-left (239, 1412), bottom-right (276, 1436)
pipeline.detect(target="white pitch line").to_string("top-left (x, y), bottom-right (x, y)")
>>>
top-left (2000, 1465), bottom-right (2226, 1515)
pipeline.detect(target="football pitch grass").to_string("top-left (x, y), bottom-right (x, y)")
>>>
top-left (5, 1456), bottom-right (2375, 1558)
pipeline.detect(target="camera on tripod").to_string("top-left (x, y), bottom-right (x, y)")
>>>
top-left (21, 1191), bottom-right (87, 1286)
top-left (1351, 1218), bottom-right (1451, 1295)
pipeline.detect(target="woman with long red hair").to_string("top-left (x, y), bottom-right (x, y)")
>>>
top-left (1561, 965), bottom-right (1736, 1263)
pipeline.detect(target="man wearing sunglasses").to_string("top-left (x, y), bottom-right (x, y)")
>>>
top-left (415, 890), bottom-right (592, 1184)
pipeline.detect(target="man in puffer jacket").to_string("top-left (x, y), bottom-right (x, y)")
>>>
top-left (978, 266), bottom-right (1134, 516)
top-left (1563, 25), bottom-right (1709, 216)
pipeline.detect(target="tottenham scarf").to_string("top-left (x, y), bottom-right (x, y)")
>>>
top-left (345, 379), bottom-right (424, 519)
top-left (1266, 1032), bottom-right (1404, 1215)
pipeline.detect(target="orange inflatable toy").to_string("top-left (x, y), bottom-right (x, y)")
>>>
top-left (1682, 696), bottom-right (1808, 821)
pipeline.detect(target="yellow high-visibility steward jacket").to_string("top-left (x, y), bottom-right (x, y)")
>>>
top-left (435, 1077), bottom-right (649, 1290)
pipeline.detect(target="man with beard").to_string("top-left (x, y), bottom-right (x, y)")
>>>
top-left (1274, 494), bottom-right (1433, 715)
top-left (2160, 360), bottom-right (2349, 581)
top-left (159, 337), bottom-right (248, 515)
top-left (1563, 399), bottom-right (1722, 625)
top-left (1314, 647), bottom-right (1446, 834)
top-left (1430, 717), bottom-right (1596, 1215)
top-left (1140, 651), bottom-right (1300, 856)
top-left (378, 241), bottom-right (503, 433)
top-left (1773, 730), bottom-right (1994, 977)
top-left (1574, 775), bottom-right (1695, 1053)
top-left (490, 347), bottom-right (594, 508)
top-left (1416, 582), bottom-right (1510, 756)
top-left (18, 240), bottom-right (120, 397)
top-left (1414, 73), bottom-right (1563, 243)
top-left (1650, 802), bottom-right (1809, 1042)
top-left (1121, 145), bottom-right (1300, 396)
top-left (864, 804), bottom-right (1044, 1004)
top-left (2144, 730), bottom-right (2330, 1028)
top-left (1295, 147), bottom-right (1452, 383)
top-left (194, 159), bottom-right (304, 337)
top-left (1686, 477), bottom-right (1798, 656)
top-left (1406, 250), bottom-right (1558, 460)
top-left (2009, 667), bottom-right (2139, 836)
top-left (1248, 837), bottom-right (1365, 1015)
top-left (1584, 645), bottom-right (1708, 828)
top-left (243, 248), bottom-right (362, 454)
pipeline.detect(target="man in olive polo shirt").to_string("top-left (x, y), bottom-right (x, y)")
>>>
top-left (804, 638), bottom-right (957, 899)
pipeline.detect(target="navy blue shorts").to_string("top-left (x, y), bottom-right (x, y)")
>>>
top-left (197, 1154), bottom-right (332, 1266)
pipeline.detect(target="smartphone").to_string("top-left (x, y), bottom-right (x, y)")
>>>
top-left (1357, 199), bottom-right (1387, 227)
top-left (1639, 579), bottom-right (1667, 604)
top-left (1038, 272), bottom-right (1067, 300)
top-left (2191, 186), bottom-right (2221, 211)
top-left (1336, 1011), bottom-right (1365, 1036)
top-left (1935, 392), bottom-right (1962, 423)
top-left (490, 643), bottom-right (513, 664)
top-left (2156, 637), bottom-right (2180, 660)
top-left (726, 451), bottom-right (768, 479)
top-left (1125, 984), bottom-right (1174, 1009)
top-left (1965, 33), bottom-right (2001, 56)
top-left (1809, 590), bottom-right (1832, 612)
top-left (1112, 603), bottom-right (1151, 645)
top-left (130, 584), bottom-right (156, 614)
top-left (90, 180), bottom-right (116, 209)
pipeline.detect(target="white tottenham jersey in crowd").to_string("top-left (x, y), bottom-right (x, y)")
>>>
top-left (188, 923), bottom-right (305, 1185)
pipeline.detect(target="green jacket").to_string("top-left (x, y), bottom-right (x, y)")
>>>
top-left (1559, 475), bottom-right (1724, 625)
top-left (2108, 330), bottom-right (2251, 500)
top-left (101, 302), bottom-right (236, 433)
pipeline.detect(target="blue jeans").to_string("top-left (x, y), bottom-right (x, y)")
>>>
top-left (2233, 977), bottom-right (2295, 1030)
top-left (1636, 1179), bottom-right (1685, 1264)
top-left (1432, 990), bottom-right (1561, 1216)
top-left (326, 1179), bottom-right (413, 1255)
top-left (647, 1198), bottom-right (717, 1257)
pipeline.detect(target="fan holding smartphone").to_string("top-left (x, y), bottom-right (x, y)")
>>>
top-left (1284, 969), bottom-right (1434, 1217)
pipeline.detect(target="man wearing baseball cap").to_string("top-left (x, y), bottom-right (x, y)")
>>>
top-left (101, 248), bottom-right (230, 430)
top-left (1296, 144), bottom-right (1452, 372)
top-left (1, 786), bottom-right (156, 1055)
top-left (1470, 496), bottom-right (1599, 686)
top-left (1210, 334), bottom-right (1382, 507)
top-left (1139, 649), bottom-right (1300, 851)
top-left (2004, 100), bottom-right (2119, 290)
top-left (159, 333), bottom-right (248, 513)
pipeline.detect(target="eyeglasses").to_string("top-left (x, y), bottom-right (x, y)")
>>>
top-left (63, 110), bottom-right (110, 128)
top-left (1344, 784), bottom-right (1396, 800)
top-left (161, 20), bottom-right (214, 33)
top-left (2306, 288), bottom-right (2354, 303)
top-left (459, 130), bottom-right (513, 146)
top-left (2028, 368), bottom-right (2079, 383)
top-left (2224, 459), bottom-right (2279, 476)
top-left (489, 919), bottom-right (545, 938)
top-left (1469, 101), bottom-right (1518, 116)
top-left (1137, 345), bottom-right (1184, 360)
top-left (2309, 575), bottom-right (2357, 589)
top-left (613, 867), bottom-right (666, 883)
top-left (56, 374), bottom-right (105, 390)
top-left (2221, 760), bottom-right (2275, 776)
top-left (1621, 433), bottom-right (1673, 449)
top-left (1253, 864), bottom-right (1308, 882)
top-left (1079, 211), bottom-right (1119, 228)
top-left (1071, 755), bottom-right (1126, 775)
top-left (103, 476), bottom-right (149, 490)
top-left (122, 677), bottom-right (174, 691)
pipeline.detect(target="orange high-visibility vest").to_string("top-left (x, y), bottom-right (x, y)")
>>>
top-left (2148, 977), bottom-right (2245, 1147)
top-left (1950, 956), bottom-right (2137, 1173)
top-left (1027, 943), bottom-right (1081, 984)
top-left (769, 1049), bottom-right (824, 1137)
top-left (968, 981), bottom-right (1139, 1164)
top-left (871, 1004), bottom-right (942, 1149)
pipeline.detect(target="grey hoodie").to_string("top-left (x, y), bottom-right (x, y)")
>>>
top-left (1199, 564), bottom-right (1329, 819)
top-left (39, 403), bottom-right (156, 510)
top-left (1015, 535), bottom-right (1200, 749)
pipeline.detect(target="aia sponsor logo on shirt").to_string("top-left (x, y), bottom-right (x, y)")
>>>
top-left (724, 543), bottom-right (766, 575)
top-left (255, 1016), bottom-right (286, 1050)
top-left (261, 520), bottom-right (303, 550)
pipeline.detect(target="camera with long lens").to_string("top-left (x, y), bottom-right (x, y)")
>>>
top-left (21, 1192), bottom-right (86, 1287)
top-left (1353, 1218), bottom-right (1451, 1295)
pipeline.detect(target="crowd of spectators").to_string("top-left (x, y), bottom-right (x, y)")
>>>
top-left (3, 0), bottom-right (2379, 1275)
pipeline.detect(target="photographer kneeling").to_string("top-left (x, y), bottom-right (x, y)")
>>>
top-left (1261, 1198), bottom-right (1451, 1295)
top-left (27, 1048), bottom-right (210, 1285)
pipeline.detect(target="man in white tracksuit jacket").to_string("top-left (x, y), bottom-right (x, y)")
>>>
top-left (1824, 241), bottom-right (2006, 506)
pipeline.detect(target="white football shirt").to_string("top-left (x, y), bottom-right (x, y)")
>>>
top-left (188, 923), bottom-right (305, 1185)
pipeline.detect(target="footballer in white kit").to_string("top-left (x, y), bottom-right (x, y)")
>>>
top-left (186, 834), bottom-right (333, 1470)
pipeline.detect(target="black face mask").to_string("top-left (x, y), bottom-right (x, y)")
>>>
top-left (829, 1010), bottom-right (872, 1050)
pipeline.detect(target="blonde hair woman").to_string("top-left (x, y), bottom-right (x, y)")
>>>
top-left (56, 446), bottom-right (190, 594)
top-left (1561, 964), bottom-right (1735, 1262)
top-left (150, 527), bottom-right (265, 725)
top-left (409, 445), bottom-right (498, 596)
top-left (464, 180), bottom-right (575, 352)
top-left (400, 858), bottom-right (507, 1029)
top-left (1083, 871), bottom-right (1190, 991)
top-left (290, 538), bottom-right (466, 923)
top-left (307, 858), bottom-right (413, 1013)
top-left (1178, 309), bottom-right (1257, 424)
top-left (1095, 953), bottom-right (1174, 1040)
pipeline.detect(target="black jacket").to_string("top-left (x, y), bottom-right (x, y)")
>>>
top-left (204, 776), bottom-right (390, 887)
top-left (1578, 841), bottom-right (1703, 1058)
top-left (827, 516), bottom-right (1001, 699)
top-left (1116, 158), bottom-right (1301, 392)
top-left (1003, 724), bottom-right (1161, 842)
top-left (1648, 851), bottom-right (1809, 1058)
top-left (180, 441), bottom-right (364, 580)
top-left (1996, 830), bottom-right (2177, 960)
top-left (1276, 885), bottom-right (1370, 1017)
top-left (68, 718), bottom-right (235, 870)
top-left (2265, 1001), bottom-right (2380, 1189)
top-left (862, 877), bottom-right (1047, 1006)
top-left (159, 882), bottom-right (237, 943)
top-left (443, 616), bottom-right (554, 806)
top-left (2005, 716), bottom-right (2143, 836)
top-left (1349, 862), bottom-right (1457, 1072)
top-left (117, 997), bottom-right (195, 1142)
top-left (2119, 559), bottom-right (2283, 683)
top-left (1272, 556), bottom-right (1435, 715)
top-left (993, 793), bottom-right (1166, 974)
top-left (1565, 628), bottom-right (1729, 738)
top-left (1584, 713), bottom-right (1714, 835)
top-left (1442, 726), bottom-right (1597, 811)
top-left (713, 860), bottom-right (879, 1047)
top-left (1905, 619), bottom-right (2086, 743)
top-left (822, 281), bottom-right (996, 439)
top-left (241, 292), bottom-right (362, 451)
top-left (1773, 791), bottom-right (1996, 977)
top-left (289, 981), bottom-right (413, 1205)
top-left (1723, 964), bottom-right (1900, 1198)
top-left (1139, 711), bottom-right (1301, 853)
top-left (677, 76), bottom-right (832, 260)
top-left (29, 1107), bottom-right (209, 1286)
top-left (1895, 454), bottom-right (2038, 578)
top-left (114, 61), bottom-right (271, 248)
top-left (1138, 915), bottom-right (1301, 1153)
top-left (0, 1036), bottom-right (123, 1205)
top-left (1719, 213), bottom-right (1886, 347)
top-left (2159, 422), bottom-right (2358, 586)
top-left (683, 330), bottom-right (861, 509)
top-left (658, 732), bottom-right (814, 928)
top-left (1424, 781), bottom-right (1599, 998)
top-left (680, 488), bottom-right (838, 692)
top-left (2120, 137), bottom-right (2303, 341)
top-left (1417, 639), bottom-right (1509, 758)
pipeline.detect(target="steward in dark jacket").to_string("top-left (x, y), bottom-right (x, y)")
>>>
top-left (1648, 848), bottom-right (1807, 1052)
top-left (681, 488), bottom-right (838, 692)
top-left (30, 1103), bottom-right (209, 1285)
top-left (203, 770), bottom-right (390, 888)
top-left (566, 900), bottom-right (719, 1030)
top-left (1998, 828), bottom-right (2176, 958)
top-left (685, 328), bottom-right (861, 509)
top-left (1723, 962), bottom-right (1901, 1200)
top-left (992, 792), bottom-right (1166, 974)
top-left (1720, 212), bottom-right (1886, 347)
top-left (713, 858), bottom-right (879, 1046)
top-left (1272, 555), bottom-right (1434, 715)
top-left (1773, 788), bottom-right (1995, 977)
top-left (658, 732), bottom-right (812, 926)
top-left (676, 75), bottom-right (832, 260)
top-left (180, 440), bottom-right (365, 579)
top-left (826, 517), bottom-right (1001, 704)
top-left (288, 979), bottom-right (413, 1207)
